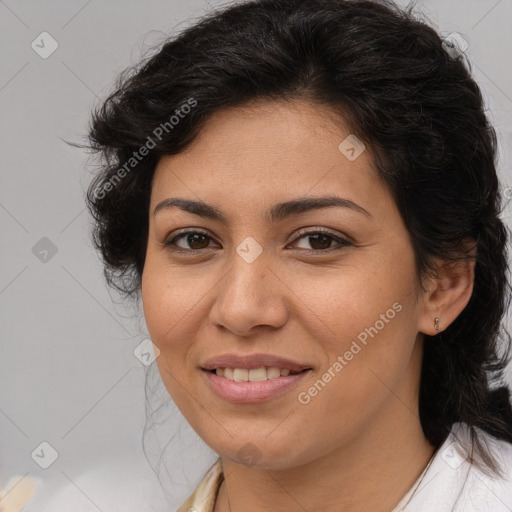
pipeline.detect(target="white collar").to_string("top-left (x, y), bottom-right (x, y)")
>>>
top-left (391, 422), bottom-right (512, 512)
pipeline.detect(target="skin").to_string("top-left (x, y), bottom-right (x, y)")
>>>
top-left (141, 99), bottom-right (475, 512)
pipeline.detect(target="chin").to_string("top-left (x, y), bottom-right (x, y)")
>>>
top-left (212, 436), bottom-right (311, 471)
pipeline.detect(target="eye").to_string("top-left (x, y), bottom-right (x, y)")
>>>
top-left (164, 229), bottom-right (218, 251)
top-left (289, 228), bottom-right (352, 252)
top-left (164, 228), bottom-right (352, 253)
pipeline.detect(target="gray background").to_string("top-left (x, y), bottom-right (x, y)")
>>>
top-left (1, 0), bottom-right (511, 510)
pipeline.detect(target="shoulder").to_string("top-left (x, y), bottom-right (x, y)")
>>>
top-left (398, 422), bottom-right (511, 511)
top-left (465, 425), bottom-right (512, 509)
top-left (437, 422), bottom-right (512, 512)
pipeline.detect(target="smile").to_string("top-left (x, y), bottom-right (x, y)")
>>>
top-left (212, 367), bottom-right (302, 381)
top-left (202, 367), bottom-right (311, 403)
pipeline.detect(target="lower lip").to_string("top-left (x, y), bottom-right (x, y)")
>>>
top-left (201, 369), bottom-right (311, 404)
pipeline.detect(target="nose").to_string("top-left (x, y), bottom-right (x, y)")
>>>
top-left (208, 251), bottom-right (288, 337)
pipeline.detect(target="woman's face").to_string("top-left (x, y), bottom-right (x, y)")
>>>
top-left (142, 99), bottom-right (431, 469)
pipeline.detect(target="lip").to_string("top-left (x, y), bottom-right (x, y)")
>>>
top-left (201, 368), bottom-right (312, 404)
top-left (201, 353), bottom-right (312, 373)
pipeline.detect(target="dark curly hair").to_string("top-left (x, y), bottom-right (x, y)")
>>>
top-left (85, 0), bottom-right (512, 477)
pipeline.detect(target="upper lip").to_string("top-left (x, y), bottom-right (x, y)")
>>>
top-left (201, 353), bottom-right (312, 372)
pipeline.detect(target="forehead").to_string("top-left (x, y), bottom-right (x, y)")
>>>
top-left (150, 99), bottom-right (388, 215)
top-left (167, 99), bottom-right (353, 163)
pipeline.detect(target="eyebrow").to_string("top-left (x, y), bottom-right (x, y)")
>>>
top-left (153, 196), bottom-right (372, 224)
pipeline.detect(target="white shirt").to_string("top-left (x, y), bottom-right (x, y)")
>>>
top-left (391, 422), bottom-right (512, 511)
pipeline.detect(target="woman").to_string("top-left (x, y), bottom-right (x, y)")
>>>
top-left (86, 0), bottom-right (512, 510)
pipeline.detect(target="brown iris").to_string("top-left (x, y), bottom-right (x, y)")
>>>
top-left (187, 233), bottom-right (210, 249)
top-left (307, 233), bottom-right (332, 250)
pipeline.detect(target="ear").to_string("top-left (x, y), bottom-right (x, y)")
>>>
top-left (418, 239), bottom-right (477, 336)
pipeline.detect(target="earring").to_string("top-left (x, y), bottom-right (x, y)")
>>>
top-left (434, 317), bottom-right (440, 331)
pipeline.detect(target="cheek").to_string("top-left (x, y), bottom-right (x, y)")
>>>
top-left (141, 259), bottom-right (214, 391)
top-left (141, 267), bottom-right (192, 398)
top-left (141, 266), bottom-right (169, 341)
top-left (141, 266), bottom-right (196, 412)
top-left (299, 246), bottom-right (414, 346)
top-left (141, 256), bottom-right (203, 343)
top-left (302, 246), bottom-right (419, 399)
top-left (291, 303), bottom-right (416, 455)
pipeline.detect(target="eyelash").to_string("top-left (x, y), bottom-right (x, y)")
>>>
top-left (164, 227), bottom-right (352, 254)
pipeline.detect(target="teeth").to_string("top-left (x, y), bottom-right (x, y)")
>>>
top-left (248, 367), bottom-right (267, 381)
top-left (233, 368), bottom-right (249, 382)
top-left (266, 367), bottom-right (281, 379)
top-left (214, 366), bottom-right (299, 381)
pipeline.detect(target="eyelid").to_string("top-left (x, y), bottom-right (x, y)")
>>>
top-left (291, 226), bottom-right (351, 243)
top-left (288, 227), bottom-right (352, 252)
top-left (168, 227), bottom-right (210, 238)
top-left (164, 227), bottom-right (219, 249)
top-left (164, 226), bottom-right (352, 252)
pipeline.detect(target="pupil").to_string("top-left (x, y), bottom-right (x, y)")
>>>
top-left (189, 234), bottom-right (208, 249)
top-left (310, 234), bottom-right (330, 250)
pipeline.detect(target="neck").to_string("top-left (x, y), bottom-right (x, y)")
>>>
top-left (214, 344), bottom-right (436, 512)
